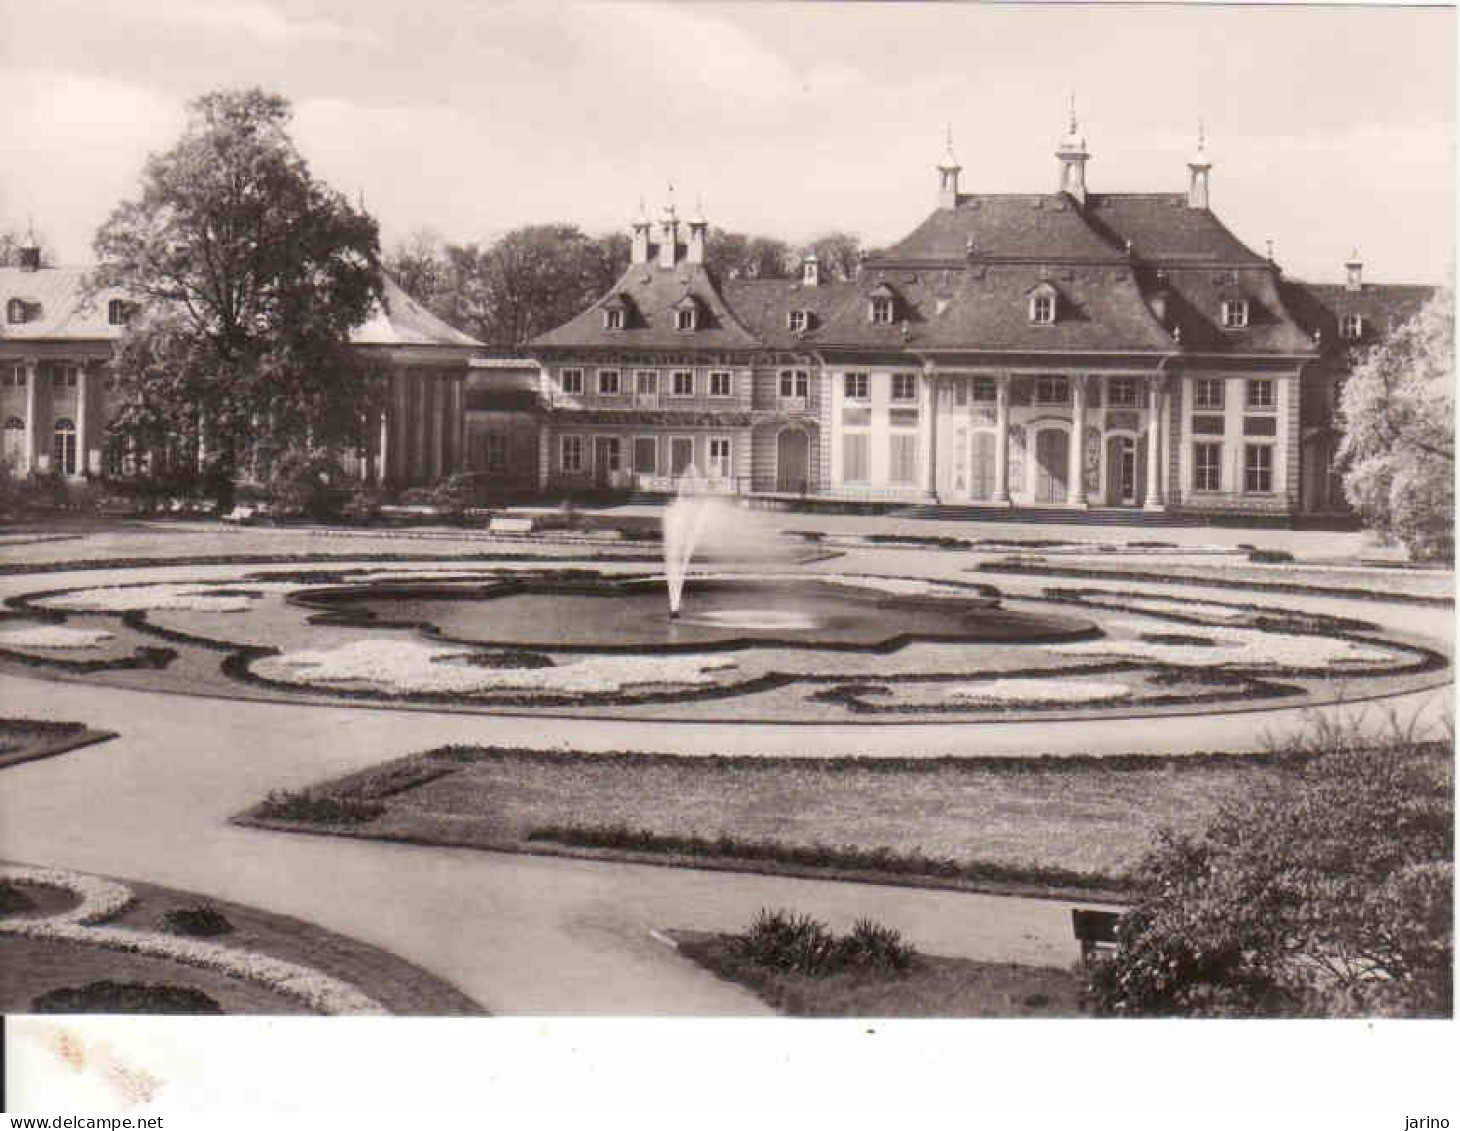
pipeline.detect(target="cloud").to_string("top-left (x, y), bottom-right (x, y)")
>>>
top-left (45, 0), bottom-right (375, 46)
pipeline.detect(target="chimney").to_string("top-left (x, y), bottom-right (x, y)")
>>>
top-left (657, 198), bottom-right (679, 270)
top-left (686, 199), bottom-right (708, 265)
top-left (1187, 120), bottom-right (1211, 210)
top-left (18, 244), bottom-right (40, 272)
top-left (937, 125), bottom-right (962, 210)
top-left (630, 199), bottom-right (652, 265)
top-left (802, 254), bottom-right (820, 287)
top-left (1345, 249), bottom-right (1363, 292)
top-left (1055, 97), bottom-right (1089, 207)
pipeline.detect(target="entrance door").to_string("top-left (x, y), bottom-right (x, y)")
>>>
top-left (633, 437), bottom-right (658, 478)
top-left (969, 431), bottom-right (995, 500)
top-left (1106, 436), bottom-right (1138, 505)
top-left (1034, 428), bottom-right (1068, 504)
top-left (593, 436), bottom-right (621, 486)
top-left (776, 428), bottom-right (808, 493)
top-left (670, 436), bottom-right (695, 478)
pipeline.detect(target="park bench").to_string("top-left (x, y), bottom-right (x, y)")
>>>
top-left (1071, 908), bottom-right (1123, 965)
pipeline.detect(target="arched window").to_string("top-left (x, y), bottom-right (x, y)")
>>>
top-left (6, 298), bottom-right (27, 325)
top-left (107, 299), bottom-right (130, 326)
top-left (51, 418), bottom-right (77, 476)
top-left (2, 417), bottom-right (25, 469)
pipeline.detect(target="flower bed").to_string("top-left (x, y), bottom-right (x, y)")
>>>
top-left (0, 625), bottom-right (114, 649)
top-left (31, 582), bottom-right (296, 614)
top-left (1046, 622), bottom-right (1407, 673)
top-left (251, 638), bottom-right (740, 697)
top-left (0, 865), bottom-right (383, 1015)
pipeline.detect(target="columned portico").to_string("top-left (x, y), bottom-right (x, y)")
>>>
top-left (1067, 374), bottom-right (1088, 507)
top-left (992, 375), bottom-right (1012, 505)
top-left (1144, 376), bottom-right (1165, 509)
top-left (75, 361), bottom-right (90, 478)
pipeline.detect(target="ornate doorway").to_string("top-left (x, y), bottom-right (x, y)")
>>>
top-left (1034, 428), bottom-right (1068, 504)
top-left (776, 428), bottom-right (809, 494)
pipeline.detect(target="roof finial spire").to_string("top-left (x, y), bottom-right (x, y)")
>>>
top-left (1068, 92), bottom-right (1080, 137)
top-left (1197, 116), bottom-right (1206, 154)
top-left (664, 180), bottom-right (677, 220)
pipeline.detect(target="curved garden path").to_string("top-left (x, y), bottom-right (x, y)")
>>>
top-left (0, 520), bottom-right (1451, 1013)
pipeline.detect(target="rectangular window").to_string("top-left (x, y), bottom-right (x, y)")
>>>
top-left (1246, 379), bottom-right (1275, 409)
top-left (1107, 378), bottom-right (1139, 407)
top-left (1030, 294), bottom-right (1055, 324)
top-left (1222, 300), bottom-right (1249, 329)
top-left (4, 365), bottom-right (24, 388)
top-left (1340, 314), bottom-right (1364, 341)
top-left (709, 371), bottom-right (732, 398)
top-left (597, 369), bottom-right (621, 396)
top-left (670, 437), bottom-right (695, 476)
top-left (842, 433), bottom-right (870, 482)
top-left (972, 378), bottom-right (997, 403)
top-left (1193, 442), bottom-right (1222, 492)
top-left (870, 296), bottom-right (894, 324)
top-left (561, 435), bottom-right (584, 472)
top-left (708, 437), bottom-right (731, 478)
top-left (675, 308), bottom-right (696, 332)
top-left (1194, 378), bottom-right (1225, 410)
top-left (671, 370), bottom-right (694, 397)
top-left (1035, 377), bottom-right (1069, 405)
top-left (485, 433), bottom-right (507, 471)
top-left (953, 380), bottom-right (968, 406)
top-left (1243, 416), bottom-right (1278, 437)
top-left (889, 433), bottom-right (918, 485)
top-left (560, 368), bottom-right (584, 395)
top-left (58, 366), bottom-right (78, 389)
top-left (633, 437), bottom-right (657, 474)
top-left (891, 374), bottom-right (918, 402)
top-left (844, 373), bottom-right (869, 401)
top-left (788, 310), bottom-right (808, 333)
top-left (604, 308), bottom-right (624, 330)
top-left (635, 370), bottom-right (658, 396)
top-left (1244, 445), bottom-right (1273, 493)
top-left (595, 436), bottom-right (622, 473)
top-left (1191, 415), bottom-right (1226, 436)
top-left (780, 370), bottom-right (809, 399)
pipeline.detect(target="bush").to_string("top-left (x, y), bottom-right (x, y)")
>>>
top-left (32, 980), bottom-right (224, 1014)
top-left (260, 448), bottom-right (347, 520)
top-left (161, 905), bottom-right (234, 937)
top-left (0, 880), bottom-right (37, 914)
top-left (1089, 717), bottom-right (1453, 1018)
top-left (253, 788), bottom-right (385, 824)
top-left (739, 909), bottom-right (915, 977)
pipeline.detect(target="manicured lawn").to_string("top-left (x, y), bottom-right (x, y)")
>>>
top-left (241, 745), bottom-right (1302, 893)
top-left (671, 930), bottom-right (1087, 1018)
top-left (0, 871), bottom-right (485, 1016)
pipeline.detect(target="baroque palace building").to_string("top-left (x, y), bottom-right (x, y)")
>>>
top-left (527, 118), bottom-right (1434, 518)
top-left (0, 244), bottom-right (481, 487)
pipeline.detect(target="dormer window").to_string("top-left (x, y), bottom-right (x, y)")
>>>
top-left (870, 295), bottom-right (894, 325)
top-left (787, 309), bottom-right (812, 333)
top-left (675, 308), bottom-right (697, 332)
top-left (107, 299), bottom-right (130, 326)
top-left (1340, 314), bottom-right (1364, 341)
top-left (1026, 282), bottom-right (1059, 325)
top-left (1221, 299), bottom-right (1249, 329)
top-left (6, 299), bottom-right (27, 325)
top-left (603, 308), bottom-right (624, 331)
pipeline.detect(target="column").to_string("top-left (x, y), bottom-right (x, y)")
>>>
top-left (1144, 376), bottom-right (1164, 509)
top-left (993, 375), bottom-right (1011, 505)
top-left (377, 407), bottom-right (390, 486)
top-left (433, 375), bottom-right (446, 481)
top-left (1068, 375), bottom-right (1087, 507)
top-left (196, 407), bottom-right (207, 475)
top-left (23, 359), bottom-right (39, 475)
top-left (921, 372), bottom-right (939, 500)
top-left (75, 362), bottom-right (89, 478)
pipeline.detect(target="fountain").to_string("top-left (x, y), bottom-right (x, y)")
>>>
top-left (662, 467), bottom-right (720, 618)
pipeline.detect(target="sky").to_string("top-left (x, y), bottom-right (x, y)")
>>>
top-left (0, 0), bottom-right (1454, 285)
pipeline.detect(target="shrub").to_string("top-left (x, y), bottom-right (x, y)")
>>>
top-left (32, 980), bottom-right (224, 1014)
top-left (739, 909), bottom-right (916, 977)
top-left (161, 905), bottom-right (234, 937)
top-left (1089, 717), bottom-right (1453, 1018)
top-left (253, 788), bottom-right (385, 824)
top-left (260, 448), bottom-right (347, 520)
top-left (0, 880), bottom-right (37, 914)
top-left (1247, 548), bottom-right (1296, 564)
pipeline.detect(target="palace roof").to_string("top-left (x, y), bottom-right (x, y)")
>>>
top-left (0, 266), bottom-right (481, 350)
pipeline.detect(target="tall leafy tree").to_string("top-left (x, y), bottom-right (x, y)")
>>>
top-left (93, 88), bottom-right (383, 487)
top-left (444, 225), bottom-right (628, 348)
top-left (1337, 287), bottom-right (1454, 560)
top-left (704, 229), bottom-right (792, 280)
top-left (798, 231), bottom-right (863, 281)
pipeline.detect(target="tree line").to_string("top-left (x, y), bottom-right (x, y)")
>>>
top-left (383, 226), bottom-right (869, 350)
